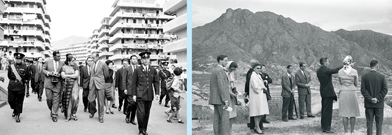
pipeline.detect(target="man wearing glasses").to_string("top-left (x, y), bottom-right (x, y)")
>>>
top-left (42, 51), bottom-right (64, 122)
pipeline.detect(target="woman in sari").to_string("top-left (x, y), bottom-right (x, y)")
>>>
top-left (61, 56), bottom-right (80, 122)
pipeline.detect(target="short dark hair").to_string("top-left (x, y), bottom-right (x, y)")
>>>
top-left (130, 55), bottom-right (138, 59)
top-left (105, 60), bottom-right (113, 66)
top-left (66, 53), bottom-right (72, 58)
top-left (53, 51), bottom-right (60, 57)
top-left (9, 51), bottom-right (12, 53)
top-left (217, 55), bottom-right (227, 63)
top-left (252, 63), bottom-right (261, 69)
top-left (287, 65), bottom-right (293, 69)
top-left (229, 62), bottom-right (238, 69)
top-left (299, 62), bottom-right (306, 67)
top-left (370, 60), bottom-right (378, 68)
top-left (320, 57), bottom-right (328, 65)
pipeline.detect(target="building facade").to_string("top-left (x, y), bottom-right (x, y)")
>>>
top-left (163, 0), bottom-right (187, 68)
top-left (56, 42), bottom-right (88, 64)
top-left (0, 0), bottom-right (52, 58)
top-left (86, 0), bottom-right (175, 66)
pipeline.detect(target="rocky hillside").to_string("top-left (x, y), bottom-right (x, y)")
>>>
top-left (192, 8), bottom-right (392, 79)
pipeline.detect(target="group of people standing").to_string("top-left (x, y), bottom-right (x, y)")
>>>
top-left (6, 50), bottom-right (186, 135)
top-left (210, 54), bottom-right (388, 135)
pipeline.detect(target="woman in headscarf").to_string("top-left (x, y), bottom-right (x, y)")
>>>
top-left (249, 63), bottom-right (269, 134)
top-left (61, 56), bottom-right (80, 122)
top-left (337, 55), bottom-right (360, 134)
top-left (225, 61), bottom-right (241, 134)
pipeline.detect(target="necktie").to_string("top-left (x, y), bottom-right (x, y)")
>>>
top-left (94, 62), bottom-right (98, 72)
top-left (289, 75), bottom-right (293, 89)
top-left (87, 66), bottom-right (90, 76)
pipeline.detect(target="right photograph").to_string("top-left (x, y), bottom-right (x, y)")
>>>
top-left (191, 0), bottom-right (392, 135)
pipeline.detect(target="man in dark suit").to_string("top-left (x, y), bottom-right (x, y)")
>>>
top-left (316, 57), bottom-right (343, 133)
top-left (124, 55), bottom-right (139, 125)
top-left (295, 62), bottom-right (315, 119)
top-left (88, 52), bottom-right (110, 123)
top-left (209, 55), bottom-right (230, 135)
top-left (42, 51), bottom-right (64, 122)
top-left (281, 65), bottom-right (297, 122)
top-left (34, 57), bottom-right (45, 101)
top-left (115, 60), bottom-right (129, 113)
top-left (361, 60), bottom-right (388, 135)
top-left (130, 52), bottom-right (159, 135)
top-left (80, 56), bottom-right (93, 112)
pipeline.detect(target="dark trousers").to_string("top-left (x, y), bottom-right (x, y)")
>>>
top-left (118, 89), bottom-right (126, 111)
top-left (125, 96), bottom-right (137, 121)
top-left (136, 100), bottom-right (152, 132)
top-left (30, 78), bottom-right (35, 93)
top-left (82, 88), bottom-right (89, 110)
top-left (213, 104), bottom-right (230, 135)
top-left (37, 80), bottom-right (44, 99)
top-left (321, 97), bottom-right (334, 131)
top-left (8, 90), bottom-right (25, 115)
top-left (282, 96), bottom-right (294, 120)
top-left (25, 81), bottom-right (30, 95)
top-left (365, 108), bottom-right (383, 135)
top-left (299, 94), bottom-right (312, 117)
top-left (159, 87), bottom-right (170, 105)
top-left (46, 87), bottom-right (61, 118)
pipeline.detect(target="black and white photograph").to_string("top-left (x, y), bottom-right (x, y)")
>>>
top-left (0, 0), bottom-right (187, 135)
top-left (192, 0), bottom-right (392, 134)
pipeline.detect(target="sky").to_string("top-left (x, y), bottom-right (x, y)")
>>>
top-left (46, 0), bottom-right (165, 41)
top-left (192, 0), bottom-right (392, 35)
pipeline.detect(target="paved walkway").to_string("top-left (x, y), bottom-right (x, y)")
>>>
top-left (0, 71), bottom-right (186, 135)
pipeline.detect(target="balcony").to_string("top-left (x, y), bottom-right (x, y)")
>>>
top-left (0, 27), bottom-right (3, 40)
top-left (163, 13), bottom-right (186, 33)
top-left (97, 44), bottom-right (110, 51)
top-left (163, 0), bottom-right (186, 13)
top-left (108, 12), bottom-right (174, 26)
top-left (6, 7), bottom-right (44, 15)
top-left (109, 33), bottom-right (171, 43)
top-left (0, 0), bottom-right (4, 13)
top-left (7, 0), bottom-right (46, 6)
top-left (98, 29), bottom-right (109, 38)
top-left (100, 51), bottom-right (114, 57)
top-left (98, 36), bottom-right (109, 43)
top-left (44, 34), bottom-right (51, 42)
top-left (163, 38), bottom-right (186, 53)
top-left (8, 41), bottom-right (45, 51)
top-left (0, 18), bottom-right (45, 28)
top-left (109, 23), bottom-right (163, 35)
top-left (91, 37), bottom-right (98, 42)
top-left (4, 29), bottom-right (44, 37)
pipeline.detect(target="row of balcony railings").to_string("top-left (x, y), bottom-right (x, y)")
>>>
top-left (5, 6), bottom-right (49, 17)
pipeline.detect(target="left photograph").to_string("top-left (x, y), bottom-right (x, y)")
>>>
top-left (0, 0), bottom-right (187, 135)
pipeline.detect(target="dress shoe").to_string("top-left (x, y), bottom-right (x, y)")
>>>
top-left (260, 127), bottom-right (268, 130)
top-left (159, 101), bottom-right (162, 105)
top-left (254, 129), bottom-right (264, 134)
top-left (263, 119), bottom-right (270, 123)
top-left (99, 118), bottom-right (104, 123)
top-left (167, 119), bottom-right (172, 123)
top-left (12, 113), bottom-right (15, 117)
top-left (143, 131), bottom-right (148, 135)
top-left (15, 115), bottom-right (20, 123)
top-left (112, 104), bottom-right (117, 109)
top-left (118, 107), bottom-right (121, 112)
top-left (84, 108), bottom-right (87, 112)
top-left (300, 116), bottom-right (304, 119)
top-left (52, 117), bottom-right (57, 122)
top-left (125, 118), bottom-right (130, 123)
top-left (282, 119), bottom-right (288, 122)
top-left (307, 115), bottom-right (315, 118)
top-left (73, 115), bottom-right (78, 121)
top-left (164, 105), bottom-right (170, 108)
top-left (26, 94), bottom-right (29, 97)
top-left (288, 117), bottom-right (297, 120)
top-left (130, 121), bottom-right (137, 125)
top-left (323, 130), bottom-right (334, 133)
top-left (38, 98), bottom-right (42, 102)
top-left (89, 113), bottom-right (94, 118)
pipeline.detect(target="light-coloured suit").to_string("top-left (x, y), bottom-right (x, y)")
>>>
top-left (295, 70), bottom-right (313, 117)
top-left (87, 60), bottom-right (109, 119)
top-left (42, 59), bottom-right (64, 118)
top-left (209, 65), bottom-right (230, 135)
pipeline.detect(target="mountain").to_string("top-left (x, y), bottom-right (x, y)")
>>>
top-left (192, 8), bottom-right (392, 78)
top-left (51, 35), bottom-right (89, 50)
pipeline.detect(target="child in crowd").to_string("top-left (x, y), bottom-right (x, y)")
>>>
top-left (166, 67), bottom-right (184, 124)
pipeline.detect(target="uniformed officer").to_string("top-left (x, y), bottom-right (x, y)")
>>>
top-left (130, 51), bottom-right (159, 135)
top-left (7, 52), bottom-right (30, 123)
top-left (158, 61), bottom-right (172, 107)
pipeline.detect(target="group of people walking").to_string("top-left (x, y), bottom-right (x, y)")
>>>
top-left (6, 50), bottom-right (186, 135)
top-left (210, 54), bottom-right (388, 135)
